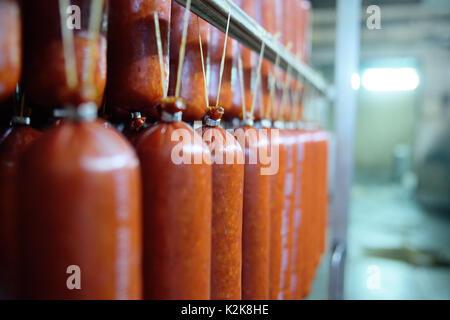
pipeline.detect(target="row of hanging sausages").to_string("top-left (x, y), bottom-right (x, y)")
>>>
top-left (0, 0), bottom-right (328, 300)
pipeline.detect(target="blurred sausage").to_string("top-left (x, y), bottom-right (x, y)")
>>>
top-left (201, 107), bottom-right (243, 300)
top-left (268, 128), bottom-right (286, 300)
top-left (22, 0), bottom-right (107, 109)
top-left (0, 120), bottom-right (41, 298)
top-left (235, 125), bottom-right (271, 299)
top-left (168, 1), bottom-right (210, 122)
top-left (106, 0), bottom-right (171, 120)
top-left (208, 29), bottom-right (234, 117)
top-left (0, 0), bottom-right (21, 102)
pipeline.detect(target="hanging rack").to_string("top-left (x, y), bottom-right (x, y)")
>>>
top-left (175, 0), bottom-right (332, 98)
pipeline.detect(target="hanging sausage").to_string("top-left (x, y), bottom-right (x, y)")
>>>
top-left (268, 129), bottom-right (287, 300)
top-left (22, 0), bottom-right (107, 110)
top-left (208, 28), bottom-right (234, 118)
top-left (314, 129), bottom-right (329, 266)
top-left (227, 0), bottom-right (260, 123)
top-left (136, 98), bottom-right (212, 300)
top-left (168, 0), bottom-right (210, 122)
top-left (106, 0), bottom-right (171, 121)
top-left (231, 0), bottom-right (270, 299)
top-left (196, 9), bottom-right (245, 299)
top-left (289, 128), bottom-right (307, 299)
top-left (18, 0), bottom-right (143, 299)
top-left (299, 128), bottom-right (314, 299)
top-left (259, 0), bottom-right (276, 124)
top-left (279, 130), bottom-right (297, 301)
top-left (200, 107), bottom-right (243, 300)
top-left (133, 0), bottom-right (212, 299)
top-left (0, 0), bottom-right (21, 103)
top-left (0, 115), bottom-right (41, 299)
top-left (237, 124), bottom-right (271, 300)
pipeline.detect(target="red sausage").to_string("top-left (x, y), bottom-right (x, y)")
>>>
top-left (201, 107), bottom-right (244, 300)
top-left (239, 0), bottom-right (259, 119)
top-left (18, 121), bottom-right (142, 299)
top-left (208, 29), bottom-right (234, 117)
top-left (259, 0), bottom-right (275, 120)
top-left (229, 37), bottom-right (243, 122)
top-left (235, 126), bottom-right (271, 300)
top-left (168, 1), bottom-right (210, 122)
top-left (280, 129), bottom-right (297, 300)
top-left (135, 97), bottom-right (212, 300)
top-left (289, 129), bottom-right (306, 299)
top-left (0, 0), bottom-right (21, 102)
top-left (268, 128), bottom-right (286, 300)
top-left (106, 0), bottom-right (171, 120)
top-left (300, 129), bottom-right (315, 298)
top-left (313, 130), bottom-right (328, 267)
top-left (0, 122), bottom-right (41, 298)
top-left (22, 0), bottom-right (107, 109)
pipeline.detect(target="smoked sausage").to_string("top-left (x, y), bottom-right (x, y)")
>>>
top-left (299, 129), bottom-right (314, 298)
top-left (268, 128), bottom-right (286, 300)
top-left (168, 1), bottom-right (210, 122)
top-left (279, 129), bottom-right (297, 299)
top-left (21, 0), bottom-right (107, 109)
top-left (0, 120), bottom-right (41, 299)
top-left (0, 0), bottom-right (21, 102)
top-left (201, 107), bottom-right (244, 300)
top-left (235, 125), bottom-right (271, 300)
top-left (18, 120), bottom-right (142, 299)
top-left (208, 29), bottom-right (234, 117)
top-left (135, 97), bottom-right (212, 300)
top-left (289, 129), bottom-right (307, 299)
top-left (259, 0), bottom-right (276, 121)
top-left (106, 0), bottom-right (171, 120)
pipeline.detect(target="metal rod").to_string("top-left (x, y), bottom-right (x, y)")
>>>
top-left (175, 0), bottom-right (331, 97)
top-left (329, 0), bottom-right (362, 300)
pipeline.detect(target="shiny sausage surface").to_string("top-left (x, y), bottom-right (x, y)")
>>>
top-left (280, 129), bottom-right (297, 299)
top-left (0, 125), bottom-right (41, 298)
top-left (18, 122), bottom-right (142, 299)
top-left (237, 126), bottom-right (271, 300)
top-left (168, 1), bottom-right (210, 122)
top-left (289, 129), bottom-right (306, 299)
top-left (268, 128), bottom-right (286, 300)
top-left (0, 0), bottom-right (21, 102)
top-left (201, 117), bottom-right (243, 300)
top-left (299, 130), bottom-right (314, 298)
top-left (136, 120), bottom-right (212, 300)
top-left (22, 0), bottom-right (107, 109)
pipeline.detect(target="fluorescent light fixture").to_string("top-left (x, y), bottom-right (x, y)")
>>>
top-left (351, 73), bottom-right (360, 90)
top-left (362, 68), bottom-right (419, 91)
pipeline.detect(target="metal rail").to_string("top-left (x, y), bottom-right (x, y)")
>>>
top-left (175, 0), bottom-right (331, 97)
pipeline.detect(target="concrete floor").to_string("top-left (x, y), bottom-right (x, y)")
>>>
top-left (309, 182), bottom-right (450, 300)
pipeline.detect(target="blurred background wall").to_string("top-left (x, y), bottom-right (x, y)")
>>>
top-left (308, 0), bottom-right (450, 299)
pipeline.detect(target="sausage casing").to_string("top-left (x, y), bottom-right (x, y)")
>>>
top-left (0, 0), bottom-right (21, 102)
top-left (0, 125), bottom-right (41, 298)
top-left (136, 121), bottom-right (212, 300)
top-left (236, 126), bottom-right (271, 300)
top-left (18, 122), bottom-right (142, 299)
top-left (107, 0), bottom-right (171, 119)
top-left (168, 1), bottom-right (210, 122)
top-left (201, 124), bottom-right (243, 300)
top-left (22, 0), bottom-right (107, 109)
